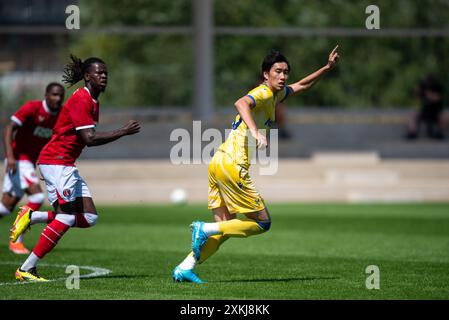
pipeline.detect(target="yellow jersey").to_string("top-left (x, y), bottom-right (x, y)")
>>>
top-left (217, 84), bottom-right (290, 167)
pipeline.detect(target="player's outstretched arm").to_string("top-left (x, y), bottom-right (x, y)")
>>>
top-left (288, 45), bottom-right (340, 95)
top-left (78, 120), bottom-right (141, 147)
top-left (3, 121), bottom-right (19, 173)
top-left (234, 96), bottom-right (267, 150)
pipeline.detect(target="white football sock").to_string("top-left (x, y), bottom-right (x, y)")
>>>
top-left (21, 252), bottom-right (40, 271)
top-left (30, 211), bottom-right (50, 224)
top-left (178, 254), bottom-right (197, 270)
top-left (202, 222), bottom-right (220, 237)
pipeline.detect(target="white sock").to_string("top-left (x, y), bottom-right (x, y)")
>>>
top-left (0, 202), bottom-right (10, 217)
top-left (178, 255), bottom-right (197, 270)
top-left (30, 211), bottom-right (50, 225)
top-left (21, 252), bottom-right (40, 271)
top-left (202, 222), bottom-right (220, 237)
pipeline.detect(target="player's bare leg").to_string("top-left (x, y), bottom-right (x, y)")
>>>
top-left (17, 196), bottom-right (97, 281)
top-left (213, 206), bottom-right (236, 221)
top-left (51, 196), bottom-right (98, 229)
top-left (177, 206), bottom-right (234, 269)
top-left (10, 183), bottom-right (58, 254)
top-left (242, 207), bottom-right (272, 232)
top-left (191, 207), bottom-right (271, 258)
top-left (9, 184), bottom-right (45, 254)
top-left (173, 206), bottom-right (232, 283)
top-left (0, 192), bottom-right (20, 216)
top-left (174, 206), bottom-right (251, 283)
top-left (0, 192), bottom-right (32, 254)
top-left (8, 183), bottom-right (49, 254)
top-left (1, 193), bottom-right (20, 232)
top-left (75, 197), bottom-right (98, 227)
top-left (196, 206), bottom-right (234, 263)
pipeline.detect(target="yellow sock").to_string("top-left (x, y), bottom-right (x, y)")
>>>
top-left (198, 234), bottom-right (229, 264)
top-left (180, 219), bottom-right (266, 267)
top-left (218, 218), bottom-right (265, 238)
top-left (182, 235), bottom-right (229, 266)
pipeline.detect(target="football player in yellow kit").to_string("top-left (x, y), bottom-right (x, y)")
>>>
top-left (173, 46), bottom-right (340, 283)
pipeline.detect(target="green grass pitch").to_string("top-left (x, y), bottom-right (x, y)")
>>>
top-left (1, 203), bottom-right (449, 299)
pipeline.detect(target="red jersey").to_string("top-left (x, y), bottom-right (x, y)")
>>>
top-left (38, 87), bottom-right (99, 166)
top-left (10, 100), bottom-right (60, 164)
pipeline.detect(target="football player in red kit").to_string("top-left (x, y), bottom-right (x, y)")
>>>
top-left (1, 83), bottom-right (64, 254)
top-left (11, 55), bottom-right (141, 281)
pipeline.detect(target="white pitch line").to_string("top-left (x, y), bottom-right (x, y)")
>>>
top-left (0, 261), bottom-right (111, 286)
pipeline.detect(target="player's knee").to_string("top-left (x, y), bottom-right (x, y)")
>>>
top-left (84, 213), bottom-right (98, 227)
top-left (55, 213), bottom-right (76, 227)
top-left (257, 219), bottom-right (271, 232)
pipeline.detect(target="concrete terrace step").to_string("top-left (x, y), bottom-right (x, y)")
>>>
top-left (6, 157), bottom-right (444, 204)
top-left (2, 155), bottom-right (448, 204)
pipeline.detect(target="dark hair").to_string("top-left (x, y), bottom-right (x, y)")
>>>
top-left (62, 54), bottom-right (106, 87)
top-left (261, 49), bottom-right (291, 74)
top-left (45, 82), bottom-right (64, 93)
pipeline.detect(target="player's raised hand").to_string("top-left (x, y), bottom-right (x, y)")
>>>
top-left (122, 120), bottom-right (141, 135)
top-left (327, 45), bottom-right (340, 70)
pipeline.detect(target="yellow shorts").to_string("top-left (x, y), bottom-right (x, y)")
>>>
top-left (208, 150), bottom-right (265, 214)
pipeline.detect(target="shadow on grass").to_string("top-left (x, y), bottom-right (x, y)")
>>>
top-left (214, 276), bottom-right (338, 283)
top-left (81, 274), bottom-right (339, 283)
top-left (54, 248), bottom-right (102, 253)
top-left (82, 274), bottom-right (153, 280)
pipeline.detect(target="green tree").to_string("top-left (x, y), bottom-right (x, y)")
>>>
top-left (66, 0), bottom-right (449, 109)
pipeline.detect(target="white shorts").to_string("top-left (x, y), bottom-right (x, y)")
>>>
top-left (2, 159), bottom-right (40, 198)
top-left (38, 164), bottom-right (92, 205)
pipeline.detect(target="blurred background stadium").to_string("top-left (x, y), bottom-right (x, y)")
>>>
top-left (1, 0), bottom-right (449, 204)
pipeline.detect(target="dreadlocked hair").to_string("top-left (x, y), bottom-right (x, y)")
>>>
top-left (62, 54), bottom-right (105, 87)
